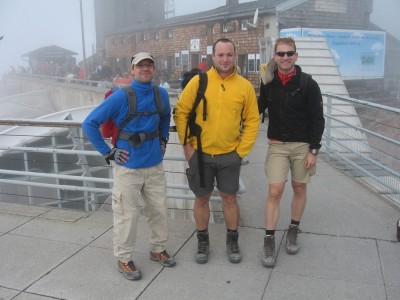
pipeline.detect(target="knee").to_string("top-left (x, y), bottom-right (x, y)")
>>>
top-left (268, 185), bottom-right (283, 201)
top-left (196, 194), bottom-right (211, 206)
top-left (292, 182), bottom-right (307, 194)
top-left (220, 193), bottom-right (237, 206)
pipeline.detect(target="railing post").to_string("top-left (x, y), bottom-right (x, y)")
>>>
top-left (52, 135), bottom-right (62, 208)
top-left (23, 152), bottom-right (33, 205)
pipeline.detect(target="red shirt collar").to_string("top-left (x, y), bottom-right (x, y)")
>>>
top-left (278, 68), bottom-right (296, 86)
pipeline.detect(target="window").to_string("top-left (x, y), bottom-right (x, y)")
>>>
top-left (222, 21), bottom-right (235, 33)
top-left (248, 54), bottom-right (255, 72)
top-left (241, 20), bottom-right (248, 31)
top-left (175, 53), bottom-right (180, 67)
top-left (142, 33), bottom-right (147, 41)
top-left (246, 54), bottom-right (260, 72)
top-left (165, 30), bottom-right (173, 38)
top-left (181, 50), bottom-right (189, 71)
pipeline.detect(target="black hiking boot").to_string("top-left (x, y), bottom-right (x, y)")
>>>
top-left (195, 231), bottom-right (209, 264)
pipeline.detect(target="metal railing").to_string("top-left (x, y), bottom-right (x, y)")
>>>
top-left (322, 92), bottom-right (400, 205)
top-left (0, 93), bottom-right (398, 210)
top-left (0, 118), bottom-right (246, 212)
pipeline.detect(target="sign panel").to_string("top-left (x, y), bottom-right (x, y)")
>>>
top-left (190, 39), bottom-right (200, 52)
top-left (280, 28), bottom-right (386, 80)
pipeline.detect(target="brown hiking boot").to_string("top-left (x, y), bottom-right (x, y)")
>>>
top-left (117, 260), bottom-right (142, 280)
top-left (150, 250), bottom-right (176, 267)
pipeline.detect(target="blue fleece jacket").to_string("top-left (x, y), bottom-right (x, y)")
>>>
top-left (82, 80), bottom-right (171, 169)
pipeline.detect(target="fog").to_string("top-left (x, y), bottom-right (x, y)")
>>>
top-left (0, 0), bottom-right (398, 77)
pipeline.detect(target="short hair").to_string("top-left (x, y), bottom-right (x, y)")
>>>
top-left (212, 38), bottom-right (236, 53)
top-left (274, 37), bottom-right (297, 53)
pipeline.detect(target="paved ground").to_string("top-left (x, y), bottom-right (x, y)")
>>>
top-left (1, 127), bottom-right (400, 300)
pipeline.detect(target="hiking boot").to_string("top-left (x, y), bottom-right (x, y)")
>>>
top-left (118, 260), bottom-right (142, 280)
top-left (195, 231), bottom-right (209, 264)
top-left (286, 225), bottom-right (300, 254)
top-left (150, 250), bottom-right (176, 267)
top-left (262, 235), bottom-right (275, 267)
top-left (226, 231), bottom-right (242, 263)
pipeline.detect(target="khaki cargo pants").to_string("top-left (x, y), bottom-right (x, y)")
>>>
top-left (112, 163), bottom-right (168, 263)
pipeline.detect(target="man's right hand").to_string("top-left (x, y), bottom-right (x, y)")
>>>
top-left (183, 143), bottom-right (195, 161)
top-left (105, 147), bottom-right (129, 165)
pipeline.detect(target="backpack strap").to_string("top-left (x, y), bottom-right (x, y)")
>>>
top-left (153, 86), bottom-right (163, 114)
top-left (184, 73), bottom-right (208, 144)
top-left (197, 72), bottom-right (208, 121)
top-left (117, 86), bottom-right (163, 146)
top-left (300, 72), bottom-right (310, 96)
top-left (116, 86), bottom-right (137, 140)
top-left (183, 72), bottom-right (208, 187)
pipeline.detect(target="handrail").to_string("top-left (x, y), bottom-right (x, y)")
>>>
top-left (321, 92), bottom-right (399, 205)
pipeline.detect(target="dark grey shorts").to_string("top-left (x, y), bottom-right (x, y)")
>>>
top-left (186, 150), bottom-right (242, 196)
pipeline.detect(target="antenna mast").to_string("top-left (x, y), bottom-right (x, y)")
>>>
top-left (165, 0), bottom-right (175, 19)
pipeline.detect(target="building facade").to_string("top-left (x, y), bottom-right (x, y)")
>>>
top-left (95, 0), bottom-right (398, 89)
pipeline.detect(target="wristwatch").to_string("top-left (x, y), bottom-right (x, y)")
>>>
top-left (310, 149), bottom-right (319, 155)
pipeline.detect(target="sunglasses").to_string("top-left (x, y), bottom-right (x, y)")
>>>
top-left (275, 51), bottom-right (296, 57)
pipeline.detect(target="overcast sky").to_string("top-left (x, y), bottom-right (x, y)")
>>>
top-left (0, 0), bottom-right (398, 77)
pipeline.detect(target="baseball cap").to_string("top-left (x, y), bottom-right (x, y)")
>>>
top-left (131, 52), bottom-right (154, 66)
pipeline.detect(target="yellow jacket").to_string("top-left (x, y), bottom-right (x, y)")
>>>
top-left (174, 67), bottom-right (260, 158)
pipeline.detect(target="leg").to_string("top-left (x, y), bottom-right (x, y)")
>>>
top-left (186, 151), bottom-right (215, 264)
top-left (262, 142), bottom-right (290, 267)
top-left (215, 151), bottom-right (242, 263)
top-left (220, 192), bottom-right (239, 230)
top-left (112, 165), bottom-right (143, 280)
top-left (141, 164), bottom-right (176, 267)
top-left (220, 192), bottom-right (241, 263)
top-left (112, 166), bottom-right (142, 263)
top-left (264, 182), bottom-right (285, 230)
top-left (291, 181), bottom-right (307, 222)
top-left (141, 164), bottom-right (169, 253)
top-left (193, 193), bottom-right (211, 264)
top-left (286, 181), bottom-right (307, 254)
top-left (193, 193), bottom-right (212, 230)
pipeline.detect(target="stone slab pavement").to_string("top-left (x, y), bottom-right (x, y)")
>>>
top-left (0, 127), bottom-right (399, 300)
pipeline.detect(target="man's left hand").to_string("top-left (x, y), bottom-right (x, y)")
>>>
top-left (304, 152), bottom-right (317, 169)
top-left (160, 138), bottom-right (168, 157)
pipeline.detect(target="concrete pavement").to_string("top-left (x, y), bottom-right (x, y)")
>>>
top-left (1, 125), bottom-right (400, 300)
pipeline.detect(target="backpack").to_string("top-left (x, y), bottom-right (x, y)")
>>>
top-left (101, 89), bottom-right (118, 146)
top-left (259, 72), bottom-right (311, 123)
top-left (180, 68), bottom-right (208, 187)
top-left (101, 86), bottom-right (163, 147)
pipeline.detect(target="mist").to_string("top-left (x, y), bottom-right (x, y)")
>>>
top-left (0, 0), bottom-right (399, 77)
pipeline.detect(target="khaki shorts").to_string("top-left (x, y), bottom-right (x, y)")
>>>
top-left (264, 142), bottom-right (316, 184)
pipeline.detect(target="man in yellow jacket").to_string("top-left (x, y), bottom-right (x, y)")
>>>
top-left (174, 38), bottom-right (260, 264)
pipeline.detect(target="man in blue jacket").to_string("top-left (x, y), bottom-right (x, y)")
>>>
top-left (83, 52), bottom-right (175, 281)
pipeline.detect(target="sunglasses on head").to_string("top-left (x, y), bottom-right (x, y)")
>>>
top-left (275, 51), bottom-right (296, 57)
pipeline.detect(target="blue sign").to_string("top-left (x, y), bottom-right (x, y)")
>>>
top-left (280, 28), bottom-right (386, 80)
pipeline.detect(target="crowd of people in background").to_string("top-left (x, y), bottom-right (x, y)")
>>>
top-left (11, 55), bottom-right (215, 89)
